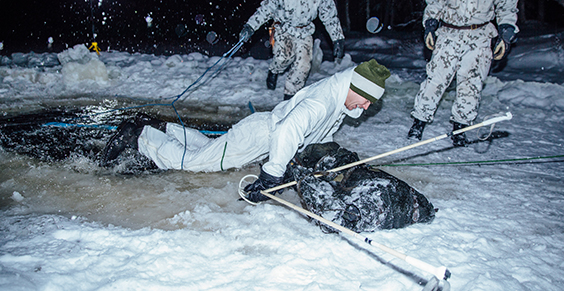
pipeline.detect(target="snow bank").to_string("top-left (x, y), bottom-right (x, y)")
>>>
top-left (1, 31), bottom-right (564, 290)
top-left (1, 34), bottom-right (563, 111)
top-left (58, 44), bottom-right (108, 84)
top-left (497, 80), bottom-right (564, 110)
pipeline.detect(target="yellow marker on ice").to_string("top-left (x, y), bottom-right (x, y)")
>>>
top-left (88, 42), bottom-right (101, 55)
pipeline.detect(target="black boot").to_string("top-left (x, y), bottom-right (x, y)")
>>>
top-left (100, 120), bottom-right (144, 167)
top-left (451, 121), bottom-right (469, 147)
top-left (284, 94), bottom-right (293, 101)
top-left (407, 118), bottom-right (427, 140)
top-left (134, 112), bottom-right (167, 132)
top-left (266, 71), bottom-right (277, 90)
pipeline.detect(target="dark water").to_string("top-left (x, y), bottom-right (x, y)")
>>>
top-left (0, 100), bottom-right (258, 230)
top-left (0, 102), bottom-right (234, 171)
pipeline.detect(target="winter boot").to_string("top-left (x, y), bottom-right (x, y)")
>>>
top-left (100, 120), bottom-right (143, 167)
top-left (134, 112), bottom-right (167, 132)
top-left (407, 118), bottom-right (427, 140)
top-left (284, 94), bottom-right (293, 101)
top-left (266, 71), bottom-right (277, 90)
top-left (451, 121), bottom-right (469, 147)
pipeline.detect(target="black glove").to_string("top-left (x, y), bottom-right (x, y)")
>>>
top-left (493, 24), bottom-right (516, 61)
top-left (333, 39), bottom-right (345, 59)
top-left (424, 19), bottom-right (440, 51)
top-left (239, 23), bottom-right (254, 43)
top-left (243, 168), bottom-right (284, 203)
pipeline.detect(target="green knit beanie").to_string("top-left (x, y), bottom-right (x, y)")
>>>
top-left (349, 59), bottom-right (391, 103)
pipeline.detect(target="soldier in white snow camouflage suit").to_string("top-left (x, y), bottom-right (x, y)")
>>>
top-left (239, 0), bottom-right (345, 101)
top-left (407, 0), bottom-right (519, 147)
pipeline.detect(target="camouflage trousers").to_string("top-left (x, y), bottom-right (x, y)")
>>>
top-left (270, 32), bottom-right (313, 96)
top-left (411, 28), bottom-right (493, 125)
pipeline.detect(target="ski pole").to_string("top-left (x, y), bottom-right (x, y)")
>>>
top-left (257, 112), bottom-right (513, 194)
top-left (240, 113), bottom-right (513, 283)
top-left (258, 190), bottom-right (452, 281)
top-left (329, 111), bottom-right (513, 173)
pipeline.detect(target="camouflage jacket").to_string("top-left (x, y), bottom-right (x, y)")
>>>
top-left (246, 0), bottom-right (345, 42)
top-left (424, 0), bottom-right (519, 32)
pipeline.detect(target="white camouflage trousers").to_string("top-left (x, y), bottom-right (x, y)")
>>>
top-left (137, 113), bottom-right (271, 172)
top-left (270, 32), bottom-right (313, 96)
top-left (411, 27), bottom-right (493, 125)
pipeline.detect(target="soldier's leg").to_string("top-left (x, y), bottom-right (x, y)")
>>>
top-left (138, 113), bottom-right (271, 172)
top-left (451, 36), bottom-right (492, 125)
top-left (269, 33), bottom-right (294, 74)
top-left (449, 34), bottom-right (492, 147)
top-left (283, 36), bottom-right (313, 98)
top-left (266, 33), bottom-right (294, 90)
top-left (180, 113), bottom-right (271, 172)
top-left (411, 35), bottom-right (459, 123)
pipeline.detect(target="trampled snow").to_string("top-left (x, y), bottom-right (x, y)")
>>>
top-left (1, 29), bottom-right (563, 290)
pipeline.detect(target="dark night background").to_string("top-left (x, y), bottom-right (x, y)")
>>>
top-left (1, 0), bottom-right (564, 57)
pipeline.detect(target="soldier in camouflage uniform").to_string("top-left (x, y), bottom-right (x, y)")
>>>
top-left (408, 0), bottom-right (519, 146)
top-left (238, 0), bottom-right (345, 101)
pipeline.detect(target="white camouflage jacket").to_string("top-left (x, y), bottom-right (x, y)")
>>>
top-left (262, 67), bottom-right (362, 177)
top-left (245, 0), bottom-right (345, 42)
top-left (424, 0), bottom-right (519, 32)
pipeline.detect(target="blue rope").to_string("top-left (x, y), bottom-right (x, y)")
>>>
top-left (42, 122), bottom-right (227, 135)
top-left (169, 40), bottom-right (244, 169)
top-left (44, 122), bottom-right (118, 131)
top-left (46, 40), bottom-right (245, 169)
top-left (248, 101), bottom-right (255, 114)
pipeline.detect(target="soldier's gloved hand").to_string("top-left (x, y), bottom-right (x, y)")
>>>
top-left (333, 39), bottom-right (345, 59)
top-left (493, 24), bottom-right (516, 61)
top-left (243, 168), bottom-right (284, 203)
top-left (239, 23), bottom-right (254, 43)
top-left (424, 19), bottom-right (440, 51)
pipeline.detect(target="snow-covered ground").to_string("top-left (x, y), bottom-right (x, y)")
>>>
top-left (1, 27), bottom-right (563, 290)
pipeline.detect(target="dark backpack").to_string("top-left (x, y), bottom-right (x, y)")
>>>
top-left (285, 142), bottom-right (436, 233)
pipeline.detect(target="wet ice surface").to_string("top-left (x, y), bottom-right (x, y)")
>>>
top-left (0, 149), bottom-right (257, 230)
top-left (0, 103), bottom-right (253, 230)
top-left (1, 29), bottom-right (564, 290)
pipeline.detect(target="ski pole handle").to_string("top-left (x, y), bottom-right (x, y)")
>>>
top-left (451, 111), bottom-right (512, 136)
top-left (405, 256), bottom-right (451, 280)
top-left (482, 112), bottom-right (512, 126)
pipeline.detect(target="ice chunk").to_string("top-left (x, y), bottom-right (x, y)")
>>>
top-left (62, 59), bottom-right (109, 83)
top-left (11, 191), bottom-right (24, 202)
top-left (57, 44), bottom-right (97, 65)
